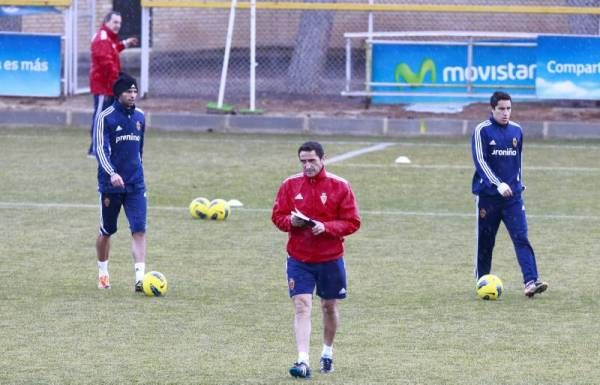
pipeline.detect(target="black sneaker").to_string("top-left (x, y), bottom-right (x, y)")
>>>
top-left (289, 362), bottom-right (311, 378)
top-left (320, 357), bottom-right (334, 374)
top-left (135, 280), bottom-right (143, 293)
top-left (524, 280), bottom-right (548, 297)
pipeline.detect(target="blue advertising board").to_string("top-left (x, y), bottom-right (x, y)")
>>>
top-left (372, 41), bottom-right (536, 104)
top-left (0, 6), bottom-right (60, 16)
top-left (536, 35), bottom-right (600, 100)
top-left (0, 33), bottom-right (62, 97)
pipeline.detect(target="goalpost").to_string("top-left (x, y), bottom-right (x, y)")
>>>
top-left (206, 0), bottom-right (261, 114)
top-left (141, 0), bottom-right (260, 114)
top-left (207, 0), bottom-right (237, 113)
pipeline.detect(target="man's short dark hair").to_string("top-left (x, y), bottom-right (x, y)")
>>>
top-left (490, 91), bottom-right (511, 109)
top-left (104, 11), bottom-right (121, 23)
top-left (298, 141), bottom-right (324, 159)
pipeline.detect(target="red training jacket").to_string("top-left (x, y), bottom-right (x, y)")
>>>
top-left (272, 167), bottom-right (361, 263)
top-left (89, 24), bottom-right (125, 95)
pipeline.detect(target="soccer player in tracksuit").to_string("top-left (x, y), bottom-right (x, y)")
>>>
top-left (272, 141), bottom-right (361, 378)
top-left (94, 73), bottom-right (147, 292)
top-left (471, 91), bottom-right (548, 298)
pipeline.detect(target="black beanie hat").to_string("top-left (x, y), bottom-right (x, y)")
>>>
top-left (113, 72), bottom-right (138, 96)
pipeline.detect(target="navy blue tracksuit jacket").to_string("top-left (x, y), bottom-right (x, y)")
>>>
top-left (95, 100), bottom-right (146, 193)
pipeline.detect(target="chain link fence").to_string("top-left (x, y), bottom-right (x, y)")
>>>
top-left (142, 0), bottom-right (600, 101)
top-left (1, 0), bottom-right (598, 100)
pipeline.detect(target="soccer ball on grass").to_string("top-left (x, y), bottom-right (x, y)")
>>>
top-left (476, 274), bottom-right (503, 300)
top-left (207, 198), bottom-right (230, 220)
top-left (142, 271), bottom-right (168, 297)
top-left (189, 197), bottom-right (210, 219)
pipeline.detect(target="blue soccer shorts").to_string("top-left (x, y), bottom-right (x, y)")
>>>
top-left (286, 256), bottom-right (347, 299)
top-left (98, 190), bottom-right (147, 236)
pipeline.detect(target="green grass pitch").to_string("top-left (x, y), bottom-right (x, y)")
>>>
top-left (1, 127), bottom-right (599, 384)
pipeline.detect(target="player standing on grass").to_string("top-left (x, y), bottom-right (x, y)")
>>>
top-left (471, 91), bottom-right (548, 298)
top-left (94, 73), bottom-right (147, 292)
top-left (272, 141), bottom-right (361, 378)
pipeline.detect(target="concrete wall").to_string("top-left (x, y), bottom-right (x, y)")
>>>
top-left (2, 108), bottom-right (599, 139)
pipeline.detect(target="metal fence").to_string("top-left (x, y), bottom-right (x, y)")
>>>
top-left (140, 0), bottom-right (600, 101)
top-left (1, 0), bottom-right (599, 100)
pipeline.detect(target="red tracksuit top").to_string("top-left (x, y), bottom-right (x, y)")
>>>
top-left (89, 24), bottom-right (125, 95)
top-left (272, 167), bottom-right (361, 263)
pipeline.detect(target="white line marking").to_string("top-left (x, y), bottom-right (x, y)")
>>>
top-left (333, 163), bottom-right (600, 172)
top-left (327, 143), bottom-right (396, 164)
top-left (393, 142), bottom-right (600, 151)
top-left (0, 133), bottom-right (394, 147)
top-left (1, 201), bottom-right (598, 221)
top-left (2, 131), bottom-right (600, 150)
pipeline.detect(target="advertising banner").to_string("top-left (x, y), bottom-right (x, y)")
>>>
top-left (536, 35), bottom-right (600, 100)
top-left (0, 6), bottom-right (60, 16)
top-left (0, 33), bottom-right (62, 97)
top-left (372, 41), bottom-right (536, 104)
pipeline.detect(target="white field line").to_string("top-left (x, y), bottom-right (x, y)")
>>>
top-left (3, 132), bottom-right (599, 151)
top-left (335, 163), bottom-right (600, 172)
top-left (326, 142), bottom-right (396, 164)
top-left (1, 201), bottom-right (598, 221)
top-left (0, 134), bottom-right (395, 147)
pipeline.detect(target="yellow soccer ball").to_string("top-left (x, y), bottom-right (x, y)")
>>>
top-left (476, 274), bottom-right (503, 300)
top-left (207, 198), bottom-right (231, 220)
top-left (189, 197), bottom-right (210, 219)
top-left (142, 271), bottom-right (168, 297)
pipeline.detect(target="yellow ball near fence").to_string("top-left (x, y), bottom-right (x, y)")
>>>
top-left (142, 271), bottom-right (168, 297)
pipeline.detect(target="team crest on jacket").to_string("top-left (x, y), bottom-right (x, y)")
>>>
top-left (479, 208), bottom-right (486, 219)
top-left (104, 197), bottom-right (110, 207)
top-left (136, 121), bottom-right (141, 131)
top-left (320, 193), bottom-right (327, 205)
top-left (512, 137), bottom-right (517, 148)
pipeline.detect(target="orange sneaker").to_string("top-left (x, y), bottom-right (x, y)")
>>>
top-left (98, 274), bottom-right (111, 289)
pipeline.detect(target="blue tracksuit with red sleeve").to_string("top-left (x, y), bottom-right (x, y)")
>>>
top-left (94, 100), bottom-right (146, 236)
top-left (471, 116), bottom-right (540, 284)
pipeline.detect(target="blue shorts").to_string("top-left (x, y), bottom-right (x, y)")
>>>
top-left (286, 256), bottom-right (347, 299)
top-left (98, 190), bottom-right (147, 236)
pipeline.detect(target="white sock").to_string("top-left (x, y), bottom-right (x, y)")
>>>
top-left (134, 262), bottom-right (145, 282)
top-left (298, 352), bottom-right (309, 366)
top-left (321, 345), bottom-right (333, 359)
top-left (98, 261), bottom-right (109, 276)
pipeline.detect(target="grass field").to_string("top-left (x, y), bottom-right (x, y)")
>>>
top-left (1, 127), bottom-right (599, 385)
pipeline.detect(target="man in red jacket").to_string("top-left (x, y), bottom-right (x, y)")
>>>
top-left (88, 11), bottom-right (138, 157)
top-left (272, 141), bottom-right (361, 379)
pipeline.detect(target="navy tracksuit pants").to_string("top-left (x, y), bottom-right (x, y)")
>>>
top-left (475, 193), bottom-right (539, 284)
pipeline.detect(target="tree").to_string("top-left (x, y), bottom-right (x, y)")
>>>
top-left (286, 0), bottom-right (335, 94)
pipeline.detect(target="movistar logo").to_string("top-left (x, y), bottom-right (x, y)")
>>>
top-left (394, 59), bottom-right (535, 85)
top-left (491, 148), bottom-right (517, 156)
top-left (395, 59), bottom-right (436, 85)
top-left (444, 63), bottom-right (535, 82)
